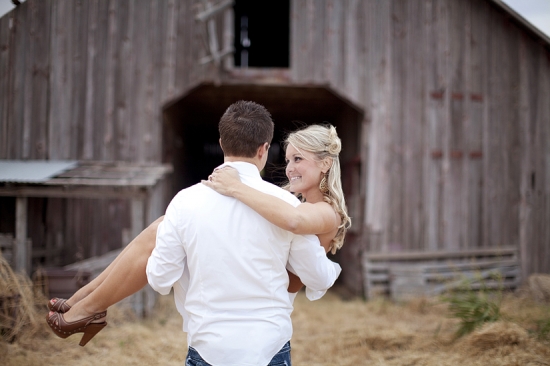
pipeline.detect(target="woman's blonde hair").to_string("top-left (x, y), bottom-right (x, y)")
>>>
top-left (283, 124), bottom-right (351, 254)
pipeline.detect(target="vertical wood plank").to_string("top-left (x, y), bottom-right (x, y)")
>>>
top-left (325, 0), bottom-right (344, 91)
top-left (443, 0), bottom-right (465, 251)
top-left (290, 0), bottom-right (306, 82)
top-left (91, 0), bottom-right (109, 160)
top-left (102, 0), bottom-right (118, 161)
top-left (481, 1), bottom-right (492, 250)
top-left (364, 0), bottom-right (392, 253)
top-left (460, 0), bottom-right (472, 250)
top-left (115, 0), bottom-right (134, 161)
top-left (9, 4), bottom-right (28, 158)
top-left (132, 0), bottom-right (150, 162)
top-left (467, 0), bottom-right (486, 249)
top-left (73, 0), bottom-right (89, 159)
top-left (24, 0), bottom-right (51, 159)
top-left (423, 0), bottom-right (442, 251)
top-left (402, 0), bottom-right (424, 250)
top-left (388, 0), bottom-right (406, 251)
top-left (344, 0), bottom-right (361, 102)
top-left (504, 19), bottom-right (521, 251)
top-left (49, 0), bottom-right (71, 159)
top-left (83, 0), bottom-right (99, 159)
top-left (174, 0), bottom-right (192, 98)
top-left (161, 0), bottom-right (177, 103)
top-left (0, 13), bottom-right (10, 158)
top-left (15, 197), bottom-right (28, 274)
top-left (311, 0), bottom-right (325, 82)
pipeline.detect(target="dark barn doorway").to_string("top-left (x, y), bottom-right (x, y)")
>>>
top-left (162, 83), bottom-right (364, 290)
top-left (233, 0), bottom-right (290, 68)
top-left (162, 84), bottom-right (363, 197)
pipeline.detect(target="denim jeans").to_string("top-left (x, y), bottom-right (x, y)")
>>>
top-left (185, 341), bottom-right (291, 366)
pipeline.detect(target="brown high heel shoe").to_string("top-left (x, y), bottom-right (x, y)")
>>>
top-left (46, 310), bottom-right (107, 346)
top-left (48, 298), bottom-right (71, 313)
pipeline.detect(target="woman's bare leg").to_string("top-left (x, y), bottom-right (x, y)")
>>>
top-left (61, 237), bottom-right (139, 307)
top-left (60, 216), bottom-right (163, 322)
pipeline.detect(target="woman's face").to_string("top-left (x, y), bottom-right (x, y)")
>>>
top-left (285, 144), bottom-right (324, 196)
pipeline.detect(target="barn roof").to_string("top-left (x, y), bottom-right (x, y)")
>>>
top-left (0, 161), bottom-right (173, 199)
top-left (0, 160), bottom-right (77, 183)
top-left (488, 0), bottom-right (550, 50)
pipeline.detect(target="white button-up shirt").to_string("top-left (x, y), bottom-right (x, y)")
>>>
top-left (146, 161), bottom-right (341, 366)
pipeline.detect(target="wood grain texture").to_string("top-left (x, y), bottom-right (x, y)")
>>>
top-left (0, 0), bottom-right (549, 284)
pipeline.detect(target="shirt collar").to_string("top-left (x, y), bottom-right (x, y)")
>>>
top-left (217, 161), bottom-right (262, 181)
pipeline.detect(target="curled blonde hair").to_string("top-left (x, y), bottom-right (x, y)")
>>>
top-left (283, 124), bottom-right (351, 254)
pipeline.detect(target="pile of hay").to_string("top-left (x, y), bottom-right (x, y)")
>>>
top-left (0, 254), bottom-right (47, 343)
top-left (454, 321), bottom-right (550, 365)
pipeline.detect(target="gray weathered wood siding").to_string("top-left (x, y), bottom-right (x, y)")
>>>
top-left (291, 0), bottom-right (550, 283)
top-left (0, 0), bottom-right (548, 285)
top-left (0, 0), bottom-right (214, 264)
top-left (1, 0), bottom-right (214, 162)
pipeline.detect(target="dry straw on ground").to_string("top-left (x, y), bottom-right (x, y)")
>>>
top-left (1, 269), bottom-right (549, 365)
top-left (0, 255), bottom-right (47, 344)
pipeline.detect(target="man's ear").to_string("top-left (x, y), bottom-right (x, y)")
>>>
top-left (257, 142), bottom-right (269, 159)
top-left (219, 138), bottom-right (225, 154)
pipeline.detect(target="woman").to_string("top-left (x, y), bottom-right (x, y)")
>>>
top-left (46, 124), bottom-right (351, 346)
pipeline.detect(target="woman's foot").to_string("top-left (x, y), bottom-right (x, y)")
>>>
top-left (48, 298), bottom-right (71, 313)
top-left (46, 310), bottom-right (107, 346)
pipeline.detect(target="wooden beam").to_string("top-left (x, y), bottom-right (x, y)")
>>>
top-left (195, 0), bottom-right (234, 22)
top-left (199, 47), bottom-right (234, 65)
top-left (14, 197), bottom-right (28, 274)
top-left (364, 246), bottom-right (518, 261)
top-left (0, 186), bottom-right (149, 200)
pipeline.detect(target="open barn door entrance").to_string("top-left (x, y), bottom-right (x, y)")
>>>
top-left (162, 83), bottom-right (364, 288)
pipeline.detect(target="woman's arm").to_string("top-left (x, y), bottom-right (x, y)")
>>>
top-left (203, 167), bottom-right (338, 236)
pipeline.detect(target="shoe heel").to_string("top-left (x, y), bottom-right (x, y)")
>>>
top-left (79, 322), bottom-right (107, 347)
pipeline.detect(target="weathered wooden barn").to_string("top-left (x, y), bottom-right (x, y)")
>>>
top-left (0, 0), bottom-right (549, 298)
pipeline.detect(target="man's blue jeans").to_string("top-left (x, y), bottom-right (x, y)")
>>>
top-left (185, 341), bottom-right (291, 366)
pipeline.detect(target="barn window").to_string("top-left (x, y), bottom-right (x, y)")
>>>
top-left (233, 0), bottom-right (290, 68)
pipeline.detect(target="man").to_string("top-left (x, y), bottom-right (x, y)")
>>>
top-left (146, 100), bottom-right (341, 366)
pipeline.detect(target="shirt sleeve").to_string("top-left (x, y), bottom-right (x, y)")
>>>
top-left (146, 198), bottom-right (188, 296)
top-left (287, 233), bottom-right (342, 300)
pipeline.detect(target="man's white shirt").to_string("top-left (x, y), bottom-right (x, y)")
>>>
top-left (146, 162), bottom-right (341, 366)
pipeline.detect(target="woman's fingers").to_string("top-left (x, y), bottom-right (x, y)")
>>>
top-left (215, 167), bottom-right (240, 181)
top-left (202, 166), bottom-right (240, 196)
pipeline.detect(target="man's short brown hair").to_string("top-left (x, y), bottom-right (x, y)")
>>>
top-left (218, 100), bottom-right (274, 157)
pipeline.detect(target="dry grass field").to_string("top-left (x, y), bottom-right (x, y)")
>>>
top-left (1, 254), bottom-right (550, 366)
top-left (2, 279), bottom-right (550, 366)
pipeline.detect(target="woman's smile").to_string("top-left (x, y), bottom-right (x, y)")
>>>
top-left (285, 144), bottom-right (323, 198)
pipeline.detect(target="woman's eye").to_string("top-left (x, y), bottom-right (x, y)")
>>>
top-left (294, 157), bottom-right (302, 162)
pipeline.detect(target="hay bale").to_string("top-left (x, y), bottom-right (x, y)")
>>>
top-left (528, 274), bottom-right (550, 304)
top-left (0, 254), bottom-right (47, 343)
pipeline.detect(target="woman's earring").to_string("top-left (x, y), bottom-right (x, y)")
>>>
top-left (319, 174), bottom-right (329, 194)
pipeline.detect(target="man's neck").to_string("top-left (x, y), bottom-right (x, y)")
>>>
top-left (224, 156), bottom-right (262, 171)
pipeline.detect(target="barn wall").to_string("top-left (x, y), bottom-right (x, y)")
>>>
top-left (0, 0), bottom-right (217, 162)
top-left (0, 0), bottom-right (548, 283)
top-left (290, 0), bottom-right (550, 288)
top-left (0, 0), bottom-right (219, 266)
